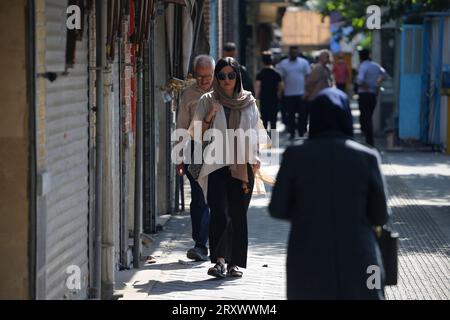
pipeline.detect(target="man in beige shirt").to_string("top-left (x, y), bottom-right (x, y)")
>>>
top-left (176, 55), bottom-right (215, 261)
top-left (305, 50), bottom-right (333, 102)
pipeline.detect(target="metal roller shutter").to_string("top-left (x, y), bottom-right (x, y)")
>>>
top-left (41, 0), bottom-right (90, 300)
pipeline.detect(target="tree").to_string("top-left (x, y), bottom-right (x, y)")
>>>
top-left (296, 0), bottom-right (450, 36)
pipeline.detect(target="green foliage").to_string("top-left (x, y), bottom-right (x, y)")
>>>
top-left (359, 32), bottom-right (372, 49)
top-left (295, 0), bottom-right (450, 34)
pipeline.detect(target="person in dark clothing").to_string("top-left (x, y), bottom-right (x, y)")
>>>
top-left (269, 87), bottom-right (389, 300)
top-left (352, 68), bottom-right (359, 95)
top-left (277, 55), bottom-right (289, 127)
top-left (255, 51), bottom-right (283, 131)
top-left (223, 42), bottom-right (255, 95)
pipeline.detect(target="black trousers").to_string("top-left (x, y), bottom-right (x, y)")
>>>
top-left (207, 165), bottom-right (254, 268)
top-left (358, 93), bottom-right (377, 146)
top-left (285, 95), bottom-right (308, 138)
top-left (280, 96), bottom-right (288, 126)
top-left (184, 164), bottom-right (209, 250)
top-left (260, 98), bottom-right (278, 130)
top-left (336, 83), bottom-right (346, 92)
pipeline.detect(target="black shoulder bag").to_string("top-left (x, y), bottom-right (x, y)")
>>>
top-left (375, 225), bottom-right (399, 286)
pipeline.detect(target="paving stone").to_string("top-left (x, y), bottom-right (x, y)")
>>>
top-left (117, 134), bottom-right (450, 300)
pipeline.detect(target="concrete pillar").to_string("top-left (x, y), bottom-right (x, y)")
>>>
top-left (102, 64), bottom-right (117, 299)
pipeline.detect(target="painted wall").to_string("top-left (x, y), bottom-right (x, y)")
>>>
top-left (282, 8), bottom-right (330, 49)
top-left (0, 0), bottom-right (30, 299)
top-left (399, 25), bottom-right (424, 139)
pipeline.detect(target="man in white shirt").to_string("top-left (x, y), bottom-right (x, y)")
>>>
top-left (357, 49), bottom-right (386, 147)
top-left (277, 46), bottom-right (311, 140)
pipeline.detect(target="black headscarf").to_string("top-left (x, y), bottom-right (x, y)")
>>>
top-left (309, 87), bottom-right (354, 138)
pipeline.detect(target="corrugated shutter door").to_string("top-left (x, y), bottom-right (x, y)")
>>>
top-left (113, 47), bottom-right (121, 270)
top-left (45, 0), bottom-right (67, 72)
top-left (44, 0), bottom-right (90, 300)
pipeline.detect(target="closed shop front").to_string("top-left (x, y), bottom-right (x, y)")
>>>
top-left (35, 0), bottom-right (90, 300)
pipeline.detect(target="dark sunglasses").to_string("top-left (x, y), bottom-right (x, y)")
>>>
top-left (217, 71), bottom-right (237, 81)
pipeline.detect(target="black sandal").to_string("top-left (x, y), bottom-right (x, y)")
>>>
top-left (227, 265), bottom-right (243, 278)
top-left (207, 263), bottom-right (226, 279)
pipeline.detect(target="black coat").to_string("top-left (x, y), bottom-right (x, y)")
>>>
top-left (269, 133), bottom-right (389, 300)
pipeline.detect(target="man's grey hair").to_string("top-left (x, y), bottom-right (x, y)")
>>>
top-left (319, 49), bottom-right (331, 58)
top-left (193, 55), bottom-right (215, 71)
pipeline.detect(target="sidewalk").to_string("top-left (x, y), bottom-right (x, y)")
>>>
top-left (382, 151), bottom-right (450, 299)
top-left (115, 134), bottom-right (288, 300)
top-left (115, 194), bottom-right (288, 300)
top-left (116, 128), bottom-right (450, 300)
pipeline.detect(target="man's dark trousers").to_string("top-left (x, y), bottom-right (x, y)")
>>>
top-left (336, 83), bottom-right (346, 92)
top-left (185, 164), bottom-right (209, 251)
top-left (358, 92), bottom-right (377, 146)
top-left (280, 96), bottom-right (288, 126)
top-left (285, 95), bottom-right (308, 138)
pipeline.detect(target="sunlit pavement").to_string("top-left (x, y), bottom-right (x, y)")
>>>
top-left (116, 119), bottom-right (450, 300)
top-left (115, 127), bottom-right (289, 300)
top-left (382, 152), bottom-right (450, 299)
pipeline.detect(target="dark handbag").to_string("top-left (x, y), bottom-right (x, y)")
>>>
top-left (187, 161), bottom-right (202, 180)
top-left (375, 226), bottom-right (399, 286)
top-left (187, 117), bottom-right (214, 180)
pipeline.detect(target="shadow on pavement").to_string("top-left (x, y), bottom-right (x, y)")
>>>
top-left (140, 261), bottom-right (207, 271)
top-left (145, 278), bottom-right (241, 297)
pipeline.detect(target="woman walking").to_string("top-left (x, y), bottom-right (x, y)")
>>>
top-left (190, 57), bottom-right (261, 278)
top-left (269, 88), bottom-right (389, 299)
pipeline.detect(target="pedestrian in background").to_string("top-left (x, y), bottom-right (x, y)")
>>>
top-left (305, 50), bottom-right (332, 102)
top-left (276, 46), bottom-right (311, 140)
top-left (255, 51), bottom-right (283, 131)
top-left (352, 68), bottom-right (359, 96)
top-left (333, 54), bottom-right (350, 93)
top-left (269, 87), bottom-right (389, 300)
top-left (176, 55), bottom-right (215, 261)
top-left (190, 57), bottom-right (262, 279)
top-left (357, 48), bottom-right (386, 147)
top-left (277, 54), bottom-right (289, 127)
top-left (223, 42), bottom-right (255, 95)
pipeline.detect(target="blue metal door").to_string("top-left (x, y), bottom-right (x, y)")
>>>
top-left (399, 25), bottom-right (424, 139)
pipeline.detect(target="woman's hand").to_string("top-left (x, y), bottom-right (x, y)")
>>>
top-left (176, 163), bottom-right (185, 176)
top-left (206, 101), bottom-right (220, 122)
top-left (252, 159), bottom-right (261, 173)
